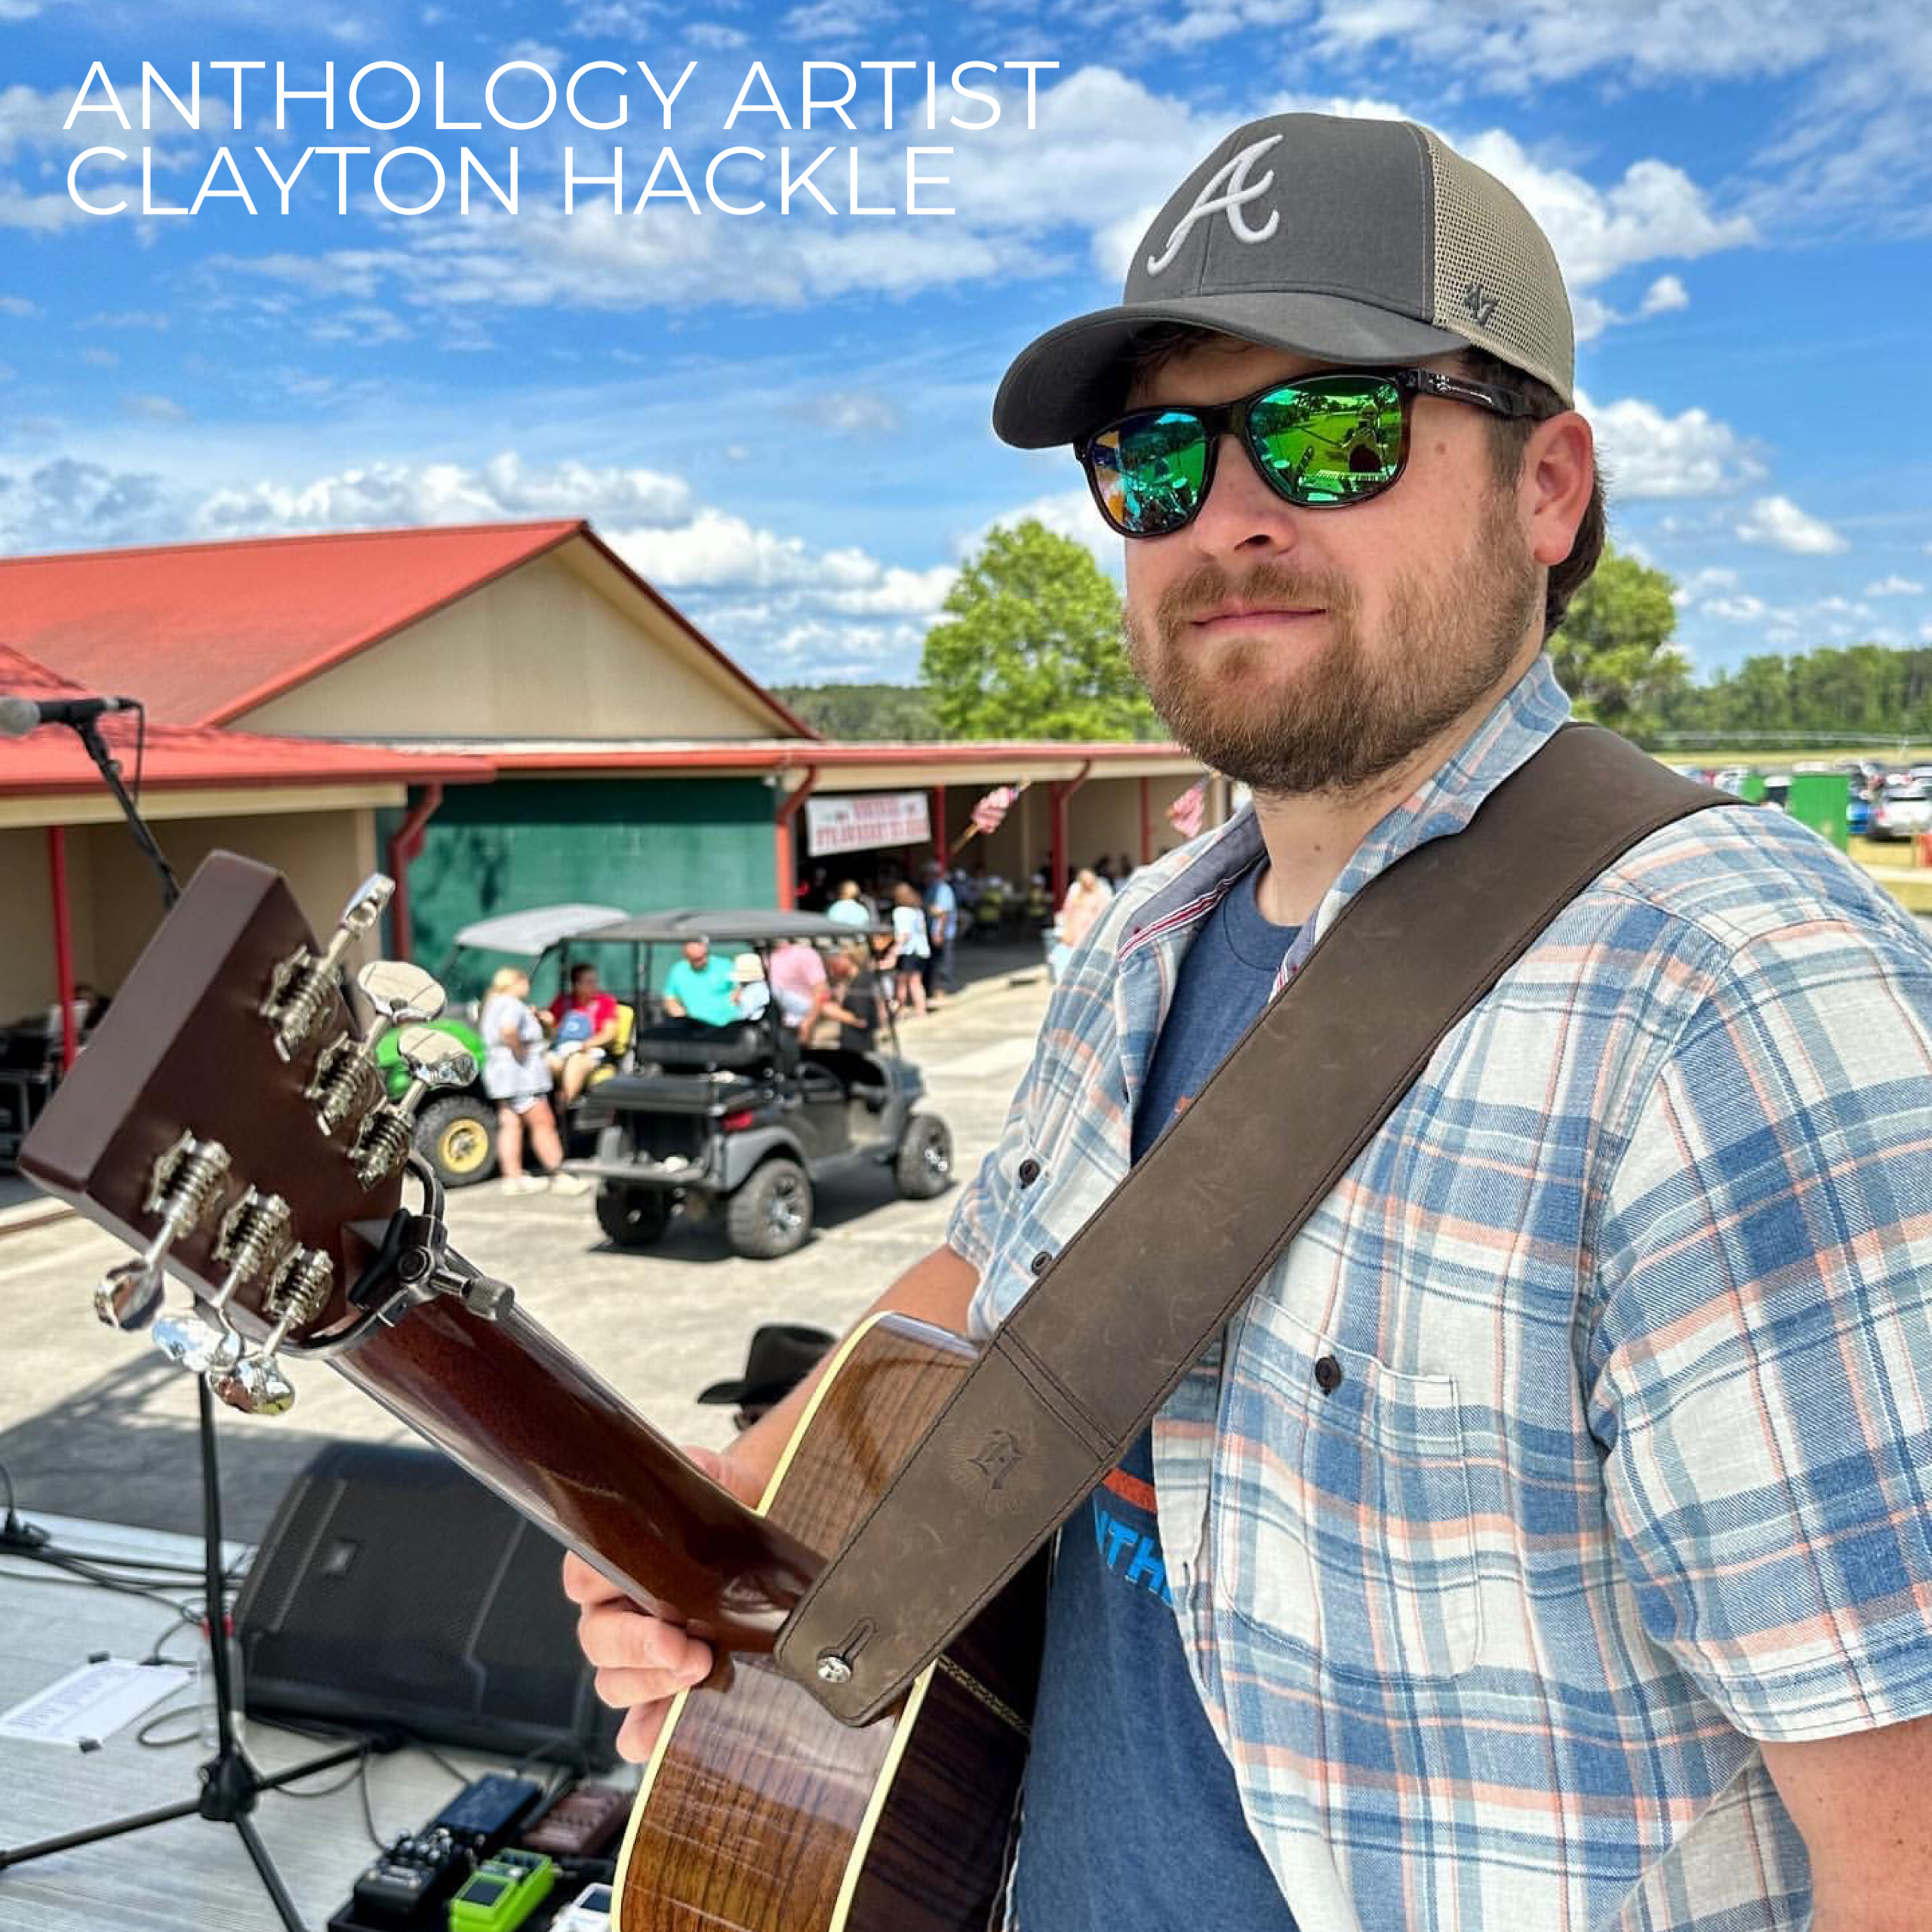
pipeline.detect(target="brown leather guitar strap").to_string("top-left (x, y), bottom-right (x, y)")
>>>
top-left (775, 724), bottom-right (1739, 1724)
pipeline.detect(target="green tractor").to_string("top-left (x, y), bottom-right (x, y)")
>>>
top-left (374, 1013), bottom-right (496, 1189)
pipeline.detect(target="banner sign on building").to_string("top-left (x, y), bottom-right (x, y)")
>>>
top-left (805, 791), bottom-right (931, 856)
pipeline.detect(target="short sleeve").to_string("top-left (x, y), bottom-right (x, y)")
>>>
top-left (1591, 916), bottom-right (1932, 1741)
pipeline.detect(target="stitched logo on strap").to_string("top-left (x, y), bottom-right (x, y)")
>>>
top-left (968, 1428), bottom-right (1025, 1491)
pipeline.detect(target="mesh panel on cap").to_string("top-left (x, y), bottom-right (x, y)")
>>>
top-left (1420, 126), bottom-right (1574, 403)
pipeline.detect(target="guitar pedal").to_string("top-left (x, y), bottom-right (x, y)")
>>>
top-left (347, 1827), bottom-right (472, 1918)
top-left (447, 1847), bottom-right (555, 1931)
top-left (517, 1780), bottom-right (629, 1858)
top-left (552, 1881), bottom-right (614, 1930)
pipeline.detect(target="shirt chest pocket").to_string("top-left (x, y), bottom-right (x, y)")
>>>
top-left (1212, 1295), bottom-right (1482, 1681)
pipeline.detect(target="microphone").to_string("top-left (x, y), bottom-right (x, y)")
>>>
top-left (0, 694), bottom-right (140, 737)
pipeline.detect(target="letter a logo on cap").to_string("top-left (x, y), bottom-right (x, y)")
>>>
top-left (1145, 134), bottom-right (1283, 276)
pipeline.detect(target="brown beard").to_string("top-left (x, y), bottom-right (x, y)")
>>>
top-left (1123, 488), bottom-right (1541, 798)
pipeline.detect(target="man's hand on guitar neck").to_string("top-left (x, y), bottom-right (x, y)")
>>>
top-left (565, 1444), bottom-right (765, 1763)
top-left (565, 1241), bottom-right (982, 1763)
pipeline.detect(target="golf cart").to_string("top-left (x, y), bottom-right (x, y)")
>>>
top-left (567, 910), bottom-right (953, 1260)
top-left (396, 901), bottom-right (629, 1189)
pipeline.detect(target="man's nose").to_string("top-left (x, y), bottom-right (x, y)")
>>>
top-left (1183, 432), bottom-right (1302, 561)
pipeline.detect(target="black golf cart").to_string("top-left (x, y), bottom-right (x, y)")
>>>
top-left (566, 910), bottom-right (953, 1260)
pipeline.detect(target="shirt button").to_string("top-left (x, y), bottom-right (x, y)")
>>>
top-left (1030, 1251), bottom-right (1052, 1276)
top-left (1314, 1355), bottom-right (1343, 1394)
top-left (1017, 1158), bottom-right (1041, 1187)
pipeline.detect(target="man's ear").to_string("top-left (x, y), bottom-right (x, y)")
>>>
top-left (1523, 411), bottom-right (1595, 568)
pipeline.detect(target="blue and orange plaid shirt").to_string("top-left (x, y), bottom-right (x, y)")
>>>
top-left (949, 655), bottom-right (1932, 1931)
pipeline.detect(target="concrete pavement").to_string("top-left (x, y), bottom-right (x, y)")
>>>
top-left (0, 946), bottom-right (1053, 1543)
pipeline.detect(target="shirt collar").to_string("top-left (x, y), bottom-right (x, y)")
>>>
top-left (1122, 654), bottom-right (1573, 962)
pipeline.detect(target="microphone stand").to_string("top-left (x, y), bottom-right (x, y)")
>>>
top-left (0, 713), bottom-right (385, 1930)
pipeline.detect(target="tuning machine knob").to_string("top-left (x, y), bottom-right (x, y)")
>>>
top-left (210, 1247), bottom-right (334, 1416)
top-left (151, 1188), bottom-right (294, 1374)
top-left (347, 1025), bottom-right (476, 1189)
top-left (306, 960), bottom-right (447, 1137)
top-left (94, 1132), bottom-right (231, 1332)
top-left (260, 874), bottom-right (394, 1062)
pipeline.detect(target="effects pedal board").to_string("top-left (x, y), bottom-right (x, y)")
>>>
top-left (518, 1782), bottom-right (631, 1860)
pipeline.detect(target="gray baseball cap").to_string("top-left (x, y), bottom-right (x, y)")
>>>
top-left (993, 112), bottom-right (1574, 449)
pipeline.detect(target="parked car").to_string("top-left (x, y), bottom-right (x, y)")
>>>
top-left (570, 909), bottom-right (953, 1260)
top-left (1869, 780), bottom-right (1932, 842)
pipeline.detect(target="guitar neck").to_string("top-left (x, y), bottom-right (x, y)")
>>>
top-left (328, 1287), bottom-right (820, 1651)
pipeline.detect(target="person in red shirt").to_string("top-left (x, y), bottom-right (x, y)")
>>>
top-left (546, 960), bottom-right (620, 1104)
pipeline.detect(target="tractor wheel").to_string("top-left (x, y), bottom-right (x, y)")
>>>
top-left (415, 1095), bottom-right (497, 1189)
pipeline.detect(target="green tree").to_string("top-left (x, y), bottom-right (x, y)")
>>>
top-left (773, 681), bottom-right (938, 740)
top-left (1549, 548), bottom-right (1690, 741)
top-left (920, 519), bottom-right (1156, 740)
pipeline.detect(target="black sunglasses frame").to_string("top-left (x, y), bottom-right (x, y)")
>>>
top-left (1075, 366), bottom-right (1538, 539)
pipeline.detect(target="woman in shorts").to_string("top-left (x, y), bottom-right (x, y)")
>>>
top-left (479, 966), bottom-right (586, 1195)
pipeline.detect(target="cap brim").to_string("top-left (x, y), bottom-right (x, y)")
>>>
top-left (993, 292), bottom-right (1472, 449)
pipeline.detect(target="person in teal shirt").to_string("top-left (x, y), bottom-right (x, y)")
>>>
top-left (660, 937), bottom-right (739, 1028)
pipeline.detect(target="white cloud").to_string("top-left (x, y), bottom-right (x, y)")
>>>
top-left (0, 294), bottom-right (36, 317)
top-left (1672, 566), bottom-right (1741, 608)
top-left (1735, 494), bottom-right (1849, 555)
top-left (1704, 593), bottom-right (1772, 622)
top-left (1580, 391), bottom-right (1765, 500)
top-left (1638, 274), bottom-right (1690, 316)
top-left (1866, 574), bottom-right (1926, 597)
top-left (194, 452), bottom-right (693, 536)
top-left (124, 393), bottom-right (189, 423)
top-left (78, 346), bottom-right (118, 368)
top-left (790, 390), bottom-right (905, 436)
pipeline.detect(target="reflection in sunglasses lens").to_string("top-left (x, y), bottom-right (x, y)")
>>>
top-left (1251, 378), bottom-right (1402, 505)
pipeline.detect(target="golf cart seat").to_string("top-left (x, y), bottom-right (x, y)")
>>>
top-left (634, 1020), bottom-right (790, 1074)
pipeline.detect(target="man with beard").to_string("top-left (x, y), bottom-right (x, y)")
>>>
top-left (568, 115), bottom-right (1932, 1930)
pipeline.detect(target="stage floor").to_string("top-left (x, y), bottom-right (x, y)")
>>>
top-left (0, 1513), bottom-right (620, 1932)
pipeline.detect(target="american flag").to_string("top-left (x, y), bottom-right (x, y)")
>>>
top-left (1167, 778), bottom-right (1207, 838)
top-left (969, 784), bottom-right (1020, 835)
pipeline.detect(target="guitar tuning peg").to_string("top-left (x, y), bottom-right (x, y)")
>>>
top-left (347, 1023), bottom-right (476, 1189)
top-left (94, 1133), bottom-right (231, 1333)
top-left (260, 872), bottom-right (395, 1062)
top-left (151, 1189), bottom-right (293, 1374)
top-left (209, 1247), bottom-right (333, 1417)
top-left (306, 960), bottom-right (447, 1136)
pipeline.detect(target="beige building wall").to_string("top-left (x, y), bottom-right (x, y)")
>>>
top-left (2, 811), bottom-right (381, 1012)
top-left (1068, 774), bottom-right (1213, 875)
top-left (237, 545), bottom-right (786, 743)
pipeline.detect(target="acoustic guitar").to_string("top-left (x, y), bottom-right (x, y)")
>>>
top-left (20, 852), bottom-right (1046, 1932)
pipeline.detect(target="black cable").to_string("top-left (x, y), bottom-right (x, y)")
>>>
top-left (131, 700), bottom-right (146, 808)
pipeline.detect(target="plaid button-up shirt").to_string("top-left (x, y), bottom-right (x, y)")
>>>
top-left (949, 656), bottom-right (1932, 1931)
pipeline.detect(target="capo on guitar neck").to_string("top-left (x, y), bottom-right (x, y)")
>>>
top-left (291, 1153), bottom-right (515, 1361)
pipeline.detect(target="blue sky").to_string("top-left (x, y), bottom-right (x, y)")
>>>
top-left (2, 0), bottom-right (1928, 692)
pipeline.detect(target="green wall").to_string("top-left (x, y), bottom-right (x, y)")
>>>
top-left (391, 777), bottom-right (775, 1001)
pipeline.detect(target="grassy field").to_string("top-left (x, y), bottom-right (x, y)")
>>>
top-left (1657, 744), bottom-right (1932, 768)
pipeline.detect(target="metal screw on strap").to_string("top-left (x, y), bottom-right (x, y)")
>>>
top-left (815, 1653), bottom-right (854, 1686)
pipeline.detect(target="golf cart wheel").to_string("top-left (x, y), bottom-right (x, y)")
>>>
top-left (596, 1185), bottom-right (670, 1249)
top-left (726, 1158), bottom-right (813, 1260)
top-left (894, 1114), bottom-right (954, 1199)
top-left (415, 1095), bottom-right (497, 1188)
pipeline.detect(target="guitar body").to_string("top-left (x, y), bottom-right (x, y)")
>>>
top-left (615, 1315), bottom-right (1045, 1932)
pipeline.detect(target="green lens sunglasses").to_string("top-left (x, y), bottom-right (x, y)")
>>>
top-left (1077, 367), bottom-right (1535, 539)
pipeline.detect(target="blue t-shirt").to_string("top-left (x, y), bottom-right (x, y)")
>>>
top-left (1014, 860), bottom-right (1299, 1932)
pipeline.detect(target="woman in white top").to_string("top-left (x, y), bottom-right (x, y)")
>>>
top-left (478, 966), bottom-right (585, 1195)
top-left (889, 881), bottom-right (930, 1018)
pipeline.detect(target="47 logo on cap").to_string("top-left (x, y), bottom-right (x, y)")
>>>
top-left (1146, 134), bottom-right (1283, 275)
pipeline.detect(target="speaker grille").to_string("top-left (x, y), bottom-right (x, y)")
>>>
top-left (235, 1441), bottom-right (617, 1766)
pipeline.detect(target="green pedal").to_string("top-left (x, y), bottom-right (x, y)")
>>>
top-left (447, 1848), bottom-right (555, 1932)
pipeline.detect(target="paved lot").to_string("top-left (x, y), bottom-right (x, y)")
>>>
top-left (0, 947), bottom-right (1051, 1543)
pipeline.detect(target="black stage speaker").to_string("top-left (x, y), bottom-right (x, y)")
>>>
top-left (235, 1441), bottom-right (620, 1767)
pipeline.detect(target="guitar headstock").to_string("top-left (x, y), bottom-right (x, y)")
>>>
top-left (20, 853), bottom-right (477, 1415)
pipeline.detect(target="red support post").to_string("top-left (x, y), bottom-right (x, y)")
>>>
top-left (384, 783), bottom-right (445, 964)
top-left (774, 768), bottom-right (820, 911)
top-left (47, 826), bottom-right (78, 1072)
top-left (932, 784), bottom-right (949, 869)
top-left (1139, 776), bottom-right (1152, 866)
